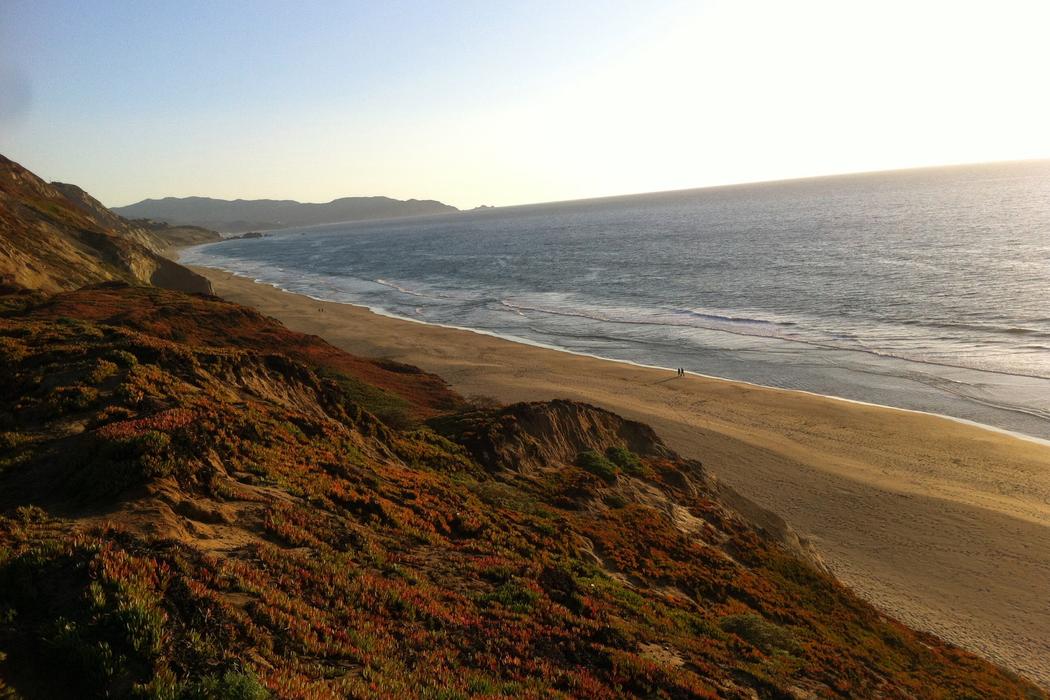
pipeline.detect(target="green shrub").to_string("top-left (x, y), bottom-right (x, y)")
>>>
top-left (73, 430), bottom-right (175, 498)
top-left (45, 385), bottom-right (100, 413)
top-left (0, 431), bottom-right (30, 451)
top-left (88, 359), bottom-right (120, 384)
top-left (123, 431), bottom-right (174, 479)
top-left (605, 446), bottom-right (644, 475)
top-left (107, 349), bottom-right (139, 368)
top-left (481, 580), bottom-right (539, 613)
top-left (720, 613), bottom-right (800, 655)
top-left (179, 669), bottom-right (269, 699)
top-left (328, 373), bottom-right (415, 430)
top-left (575, 450), bottom-right (618, 483)
top-left (0, 337), bottom-right (27, 364)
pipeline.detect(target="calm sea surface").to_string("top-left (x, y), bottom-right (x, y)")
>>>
top-left (182, 161), bottom-right (1050, 439)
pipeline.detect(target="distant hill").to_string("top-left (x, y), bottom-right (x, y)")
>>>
top-left (113, 194), bottom-right (460, 233)
top-left (0, 154), bottom-right (215, 293)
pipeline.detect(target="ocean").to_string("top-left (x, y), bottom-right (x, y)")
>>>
top-left (180, 160), bottom-right (1050, 440)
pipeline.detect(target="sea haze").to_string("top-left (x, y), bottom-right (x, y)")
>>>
top-left (181, 160), bottom-right (1050, 439)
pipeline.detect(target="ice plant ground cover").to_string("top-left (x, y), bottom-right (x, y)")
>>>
top-left (0, 284), bottom-right (1042, 699)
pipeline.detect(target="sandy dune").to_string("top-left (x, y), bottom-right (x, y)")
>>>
top-left (198, 267), bottom-right (1050, 688)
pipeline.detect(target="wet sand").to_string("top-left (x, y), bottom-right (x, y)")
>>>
top-left (197, 266), bottom-right (1050, 688)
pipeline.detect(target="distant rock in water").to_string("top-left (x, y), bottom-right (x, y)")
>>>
top-left (226, 230), bottom-right (267, 240)
top-left (113, 193), bottom-right (460, 233)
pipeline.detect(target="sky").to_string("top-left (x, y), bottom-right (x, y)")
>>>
top-left (1, 0), bottom-right (1049, 209)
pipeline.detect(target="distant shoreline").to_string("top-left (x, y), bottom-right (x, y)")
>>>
top-left (191, 262), bottom-right (1050, 688)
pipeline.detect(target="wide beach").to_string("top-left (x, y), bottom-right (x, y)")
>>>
top-left (197, 266), bottom-right (1050, 688)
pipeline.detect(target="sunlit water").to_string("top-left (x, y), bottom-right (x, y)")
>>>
top-left (182, 161), bottom-right (1050, 439)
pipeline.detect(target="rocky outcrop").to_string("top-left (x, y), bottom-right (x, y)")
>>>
top-left (51, 181), bottom-right (161, 251)
top-left (437, 399), bottom-right (672, 475)
top-left (0, 154), bottom-right (212, 294)
top-left (437, 399), bottom-right (827, 570)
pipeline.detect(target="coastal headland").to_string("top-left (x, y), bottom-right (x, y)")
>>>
top-left (198, 265), bottom-right (1050, 688)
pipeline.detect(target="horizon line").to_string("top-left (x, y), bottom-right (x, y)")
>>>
top-left (107, 155), bottom-right (1050, 211)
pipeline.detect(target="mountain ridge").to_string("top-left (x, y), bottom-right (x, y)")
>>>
top-left (114, 194), bottom-right (459, 233)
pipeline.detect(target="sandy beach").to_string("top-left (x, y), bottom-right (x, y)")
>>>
top-left (197, 266), bottom-right (1050, 688)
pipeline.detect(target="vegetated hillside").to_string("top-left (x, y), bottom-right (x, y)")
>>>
top-left (49, 186), bottom-right (221, 252)
top-left (0, 284), bottom-right (1042, 699)
top-left (0, 154), bottom-right (211, 294)
top-left (41, 184), bottom-right (220, 253)
top-left (112, 195), bottom-right (459, 233)
top-left (123, 219), bottom-right (222, 251)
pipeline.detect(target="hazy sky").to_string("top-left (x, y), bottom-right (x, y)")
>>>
top-left (2, 1), bottom-right (1049, 209)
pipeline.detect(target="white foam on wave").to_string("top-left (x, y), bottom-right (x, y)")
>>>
top-left (182, 238), bottom-right (1050, 380)
top-left (499, 295), bottom-right (1050, 381)
top-left (187, 258), bottom-right (1050, 449)
top-left (375, 278), bottom-right (427, 298)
